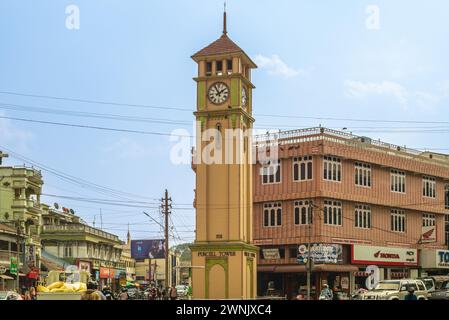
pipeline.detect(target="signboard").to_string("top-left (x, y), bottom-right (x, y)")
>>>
top-left (262, 248), bottom-right (280, 260)
top-left (131, 239), bottom-right (166, 259)
top-left (351, 245), bottom-right (418, 266)
top-left (10, 257), bottom-right (17, 275)
top-left (99, 267), bottom-right (110, 279)
top-left (297, 243), bottom-right (343, 264)
top-left (421, 225), bottom-right (436, 243)
top-left (78, 261), bottom-right (91, 274)
top-left (420, 249), bottom-right (449, 269)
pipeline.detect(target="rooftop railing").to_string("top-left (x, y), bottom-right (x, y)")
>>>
top-left (253, 127), bottom-right (448, 166)
top-left (42, 224), bottom-right (120, 242)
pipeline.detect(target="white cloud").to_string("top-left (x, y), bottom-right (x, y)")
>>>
top-left (254, 54), bottom-right (302, 78)
top-left (344, 80), bottom-right (409, 106)
top-left (344, 80), bottom-right (449, 111)
top-left (0, 114), bottom-right (33, 152)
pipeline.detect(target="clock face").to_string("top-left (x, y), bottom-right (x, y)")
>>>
top-left (208, 82), bottom-right (229, 105)
top-left (241, 87), bottom-right (247, 107)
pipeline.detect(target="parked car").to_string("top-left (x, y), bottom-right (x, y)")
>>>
top-left (418, 277), bottom-right (436, 293)
top-left (0, 291), bottom-right (23, 300)
top-left (360, 279), bottom-right (429, 300)
top-left (429, 280), bottom-right (449, 300)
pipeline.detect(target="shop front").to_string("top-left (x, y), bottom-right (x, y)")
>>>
top-left (351, 244), bottom-right (419, 289)
top-left (99, 267), bottom-right (115, 289)
top-left (420, 249), bottom-right (449, 276)
top-left (257, 243), bottom-right (358, 299)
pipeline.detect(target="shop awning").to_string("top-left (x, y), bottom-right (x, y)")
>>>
top-left (0, 275), bottom-right (14, 280)
top-left (40, 256), bottom-right (65, 272)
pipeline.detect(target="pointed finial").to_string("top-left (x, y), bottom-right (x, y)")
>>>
top-left (223, 2), bottom-right (227, 35)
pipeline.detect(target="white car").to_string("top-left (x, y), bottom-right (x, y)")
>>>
top-left (361, 279), bottom-right (429, 300)
top-left (0, 291), bottom-right (23, 300)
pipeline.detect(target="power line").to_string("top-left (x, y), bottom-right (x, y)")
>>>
top-left (0, 90), bottom-right (193, 112)
top-left (0, 102), bottom-right (191, 125)
top-left (0, 115), bottom-right (193, 138)
top-left (0, 145), bottom-right (161, 201)
top-left (4, 89), bottom-right (449, 125)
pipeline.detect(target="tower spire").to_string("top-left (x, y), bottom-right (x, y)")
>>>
top-left (223, 2), bottom-right (227, 35)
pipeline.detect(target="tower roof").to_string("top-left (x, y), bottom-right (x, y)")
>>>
top-left (192, 33), bottom-right (244, 58)
top-left (191, 7), bottom-right (257, 68)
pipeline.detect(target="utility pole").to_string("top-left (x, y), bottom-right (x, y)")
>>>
top-left (306, 202), bottom-right (313, 300)
top-left (161, 189), bottom-right (172, 289)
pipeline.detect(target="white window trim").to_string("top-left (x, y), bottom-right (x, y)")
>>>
top-left (323, 200), bottom-right (343, 226)
top-left (323, 156), bottom-right (342, 183)
top-left (355, 162), bottom-right (372, 189)
top-left (422, 213), bottom-right (436, 227)
top-left (293, 156), bottom-right (313, 182)
top-left (262, 202), bottom-right (282, 228)
top-left (391, 209), bottom-right (406, 233)
top-left (390, 170), bottom-right (406, 194)
top-left (293, 200), bottom-right (313, 225)
top-left (355, 204), bottom-right (372, 229)
top-left (422, 176), bottom-right (437, 199)
top-left (261, 160), bottom-right (282, 185)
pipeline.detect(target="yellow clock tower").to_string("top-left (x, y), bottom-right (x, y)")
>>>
top-left (190, 9), bottom-right (258, 299)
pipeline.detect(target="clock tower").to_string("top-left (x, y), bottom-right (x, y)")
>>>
top-left (190, 9), bottom-right (258, 299)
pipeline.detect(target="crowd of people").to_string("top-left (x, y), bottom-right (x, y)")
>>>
top-left (80, 281), bottom-right (183, 301)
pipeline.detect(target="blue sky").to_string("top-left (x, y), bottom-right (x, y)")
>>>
top-left (1, 0), bottom-right (449, 244)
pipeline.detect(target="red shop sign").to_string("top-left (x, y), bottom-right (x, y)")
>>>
top-left (99, 267), bottom-right (110, 279)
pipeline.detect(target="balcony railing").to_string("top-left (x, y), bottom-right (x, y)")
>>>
top-left (42, 224), bottom-right (120, 242)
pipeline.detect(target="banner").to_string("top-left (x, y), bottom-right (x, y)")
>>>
top-left (131, 239), bottom-right (166, 259)
top-left (99, 267), bottom-right (110, 279)
top-left (297, 243), bottom-right (342, 264)
top-left (351, 245), bottom-right (418, 266)
top-left (10, 257), bottom-right (17, 275)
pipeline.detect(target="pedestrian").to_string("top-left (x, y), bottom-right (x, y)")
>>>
top-left (81, 289), bottom-right (102, 300)
top-left (404, 288), bottom-right (418, 301)
top-left (119, 288), bottom-right (129, 300)
top-left (319, 284), bottom-right (333, 300)
top-left (149, 285), bottom-right (157, 300)
top-left (161, 286), bottom-right (167, 300)
top-left (102, 286), bottom-right (114, 300)
top-left (29, 287), bottom-right (37, 300)
top-left (295, 289), bottom-right (306, 300)
top-left (24, 290), bottom-right (31, 300)
top-left (87, 281), bottom-right (106, 300)
top-left (333, 285), bottom-right (343, 300)
top-left (169, 285), bottom-right (178, 300)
